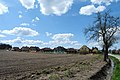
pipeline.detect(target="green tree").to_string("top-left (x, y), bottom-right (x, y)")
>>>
top-left (0, 43), bottom-right (12, 50)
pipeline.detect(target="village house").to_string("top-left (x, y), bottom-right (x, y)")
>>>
top-left (116, 50), bottom-right (119, 54)
top-left (41, 48), bottom-right (53, 53)
top-left (66, 48), bottom-right (77, 54)
top-left (79, 45), bottom-right (90, 54)
top-left (92, 47), bottom-right (99, 54)
top-left (21, 46), bottom-right (29, 52)
top-left (112, 49), bottom-right (120, 54)
top-left (12, 47), bottom-right (20, 51)
top-left (53, 46), bottom-right (66, 53)
top-left (29, 46), bottom-right (40, 52)
top-left (112, 49), bottom-right (116, 54)
top-left (113, 49), bottom-right (120, 54)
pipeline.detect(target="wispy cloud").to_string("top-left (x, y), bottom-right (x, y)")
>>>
top-left (91, 0), bottom-right (113, 5)
top-left (0, 3), bottom-right (8, 15)
top-left (20, 23), bottom-right (30, 26)
top-left (88, 41), bottom-right (102, 49)
top-left (1, 37), bottom-right (43, 45)
top-left (0, 34), bottom-right (6, 38)
top-left (0, 33), bottom-right (81, 48)
top-left (44, 33), bottom-right (81, 48)
top-left (32, 17), bottom-right (40, 22)
top-left (52, 33), bottom-right (74, 41)
top-left (46, 32), bottom-right (52, 37)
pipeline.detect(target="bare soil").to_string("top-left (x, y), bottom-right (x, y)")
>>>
top-left (0, 50), bottom-right (106, 80)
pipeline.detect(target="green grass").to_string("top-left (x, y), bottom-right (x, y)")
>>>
top-left (110, 56), bottom-right (120, 80)
top-left (48, 74), bottom-right (61, 80)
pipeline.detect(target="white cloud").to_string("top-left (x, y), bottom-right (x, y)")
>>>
top-left (88, 41), bottom-right (102, 49)
top-left (35, 4), bottom-right (38, 8)
top-left (19, 0), bottom-right (35, 9)
top-left (32, 19), bottom-right (35, 22)
top-left (0, 34), bottom-right (6, 37)
top-left (23, 39), bottom-right (43, 44)
top-left (46, 32), bottom-right (52, 37)
top-left (38, 0), bottom-right (73, 16)
top-left (20, 23), bottom-right (30, 26)
top-left (79, 0), bottom-right (118, 16)
top-left (0, 37), bottom-right (22, 44)
top-left (52, 33), bottom-right (74, 41)
top-left (35, 17), bottom-right (40, 21)
top-left (72, 13), bottom-right (78, 16)
top-left (18, 11), bottom-right (22, 18)
top-left (79, 5), bottom-right (106, 15)
top-left (44, 33), bottom-right (81, 48)
top-left (0, 33), bottom-right (82, 48)
top-left (114, 27), bottom-right (120, 37)
top-left (19, 15), bottom-right (22, 18)
top-left (1, 37), bottom-right (43, 45)
top-left (32, 24), bottom-right (37, 26)
top-left (91, 0), bottom-right (113, 5)
top-left (32, 17), bottom-right (40, 22)
top-left (44, 40), bottom-right (81, 47)
top-left (1, 27), bottom-right (39, 37)
top-left (18, 15), bottom-right (22, 18)
top-left (0, 3), bottom-right (8, 15)
top-left (96, 5), bottom-right (106, 12)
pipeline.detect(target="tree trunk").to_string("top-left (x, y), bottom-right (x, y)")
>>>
top-left (104, 46), bottom-right (109, 62)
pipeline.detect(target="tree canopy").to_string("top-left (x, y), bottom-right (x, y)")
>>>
top-left (84, 11), bottom-right (120, 61)
top-left (0, 43), bottom-right (12, 50)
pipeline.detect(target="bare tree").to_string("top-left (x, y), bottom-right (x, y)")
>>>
top-left (84, 11), bottom-right (120, 62)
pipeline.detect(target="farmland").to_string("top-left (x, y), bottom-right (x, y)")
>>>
top-left (0, 50), bottom-right (106, 80)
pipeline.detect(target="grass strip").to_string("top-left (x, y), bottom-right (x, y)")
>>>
top-left (110, 56), bottom-right (120, 80)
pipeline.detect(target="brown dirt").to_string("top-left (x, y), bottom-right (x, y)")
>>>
top-left (0, 50), bottom-right (106, 80)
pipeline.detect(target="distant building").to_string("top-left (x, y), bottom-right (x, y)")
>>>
top-left (21, 46), bottom-right (29, 52)
top-left (12, 47), bottom-right (20, 51)
top-left (113, 49), bottom-right (120, 54)
top-left (79, 45), bottom-right (90, 54)
top-left (66, 48), bottom-right (77, 54)
top-left (29, 46), bottom-right (40, 52)
top-left (41, 48), bottom-right (53, 53)
top-left (112, 49), bottom-right (116, 54)
top-left (92, 47), bottom-right (99, 54)
top-left (53, 46), bottom-right (66, 53)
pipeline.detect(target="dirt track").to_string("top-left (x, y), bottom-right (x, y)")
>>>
top-left (0, 50), bottom-right (106, 80)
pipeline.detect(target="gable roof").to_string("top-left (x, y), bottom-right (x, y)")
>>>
top-left (80, 45), bottom-right (90, 50)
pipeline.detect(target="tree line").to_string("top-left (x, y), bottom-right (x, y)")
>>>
top-left (0, 43), bottom-right (12, 50)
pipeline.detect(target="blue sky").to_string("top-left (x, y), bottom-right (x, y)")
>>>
top-left (0, 0), bottom-right (120, 49)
